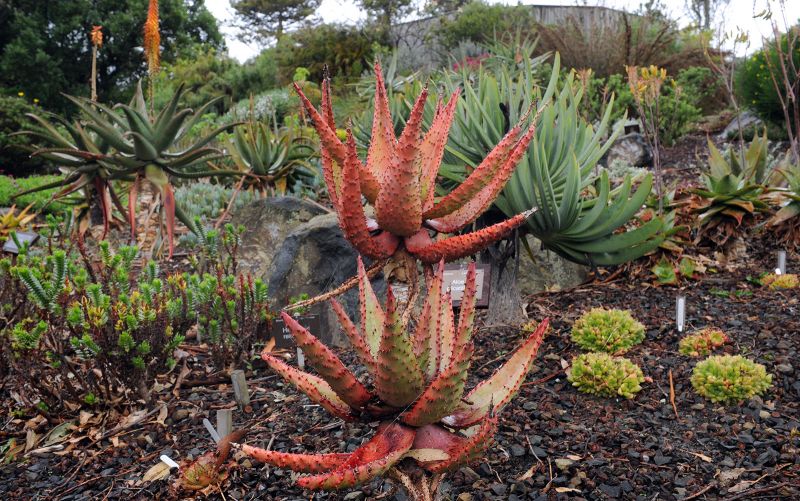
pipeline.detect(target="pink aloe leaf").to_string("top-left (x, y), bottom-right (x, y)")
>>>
top-left (357, 257), bottom-right (386, 357)
top-left (413, 259), bottom-right (443, 380)
top-left (337, 132), bottom-right (398, 259)
top-left (296, 422), bottom-right (415, 490)
top-left (436, 288), bottom-right (456, 374)
top-left (455, 262), bottom-right (477, 354)
top-left (261, 352), bottom-right (355, 421)
top-left (363, 61), bottom-right (396, 203)
top-left (280, 312), bottom-right (373, 409)
top-left (407, 209), bottom-right (535, 264)
top-left (441, 319), bottom-right (549, 429)
top-left (374, 87), bottom-right (428, 237)
top-left (400, 342), bottom-right (473, 427)
top-left (374, 287), bottom-right (425, 407)
top-left (425, 415), bottom-right (499, 473)
top-left (242, 445), bottom-right (350, 473)
top-left (419, 91), bottom-right (460, 213)
top-left (330, 298), bottom-right (377, 377)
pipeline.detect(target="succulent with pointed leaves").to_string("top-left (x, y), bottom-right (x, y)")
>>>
top-left (240, 259), bottom-right (549, 496)
top-left (294, 63), bottom-right (539, 265)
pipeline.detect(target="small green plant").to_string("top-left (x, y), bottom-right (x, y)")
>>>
top-left (651, 256), bottom-right (697, 285)
top-left (567, 352), bottom-right (645, 399)
top-left (288, 293), bottom-right (310, 315)
top-left (762, 273), bottom-right (799, 290)
top-left (679, 328), bottom-right (728, 357)
top-left (571, 307), bottom-right (646, 354)
top-left (691, 355), bottom-right (772, 403)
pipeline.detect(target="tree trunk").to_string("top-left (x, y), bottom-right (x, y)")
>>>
top-left (481, 235), bottom-right (525, 327)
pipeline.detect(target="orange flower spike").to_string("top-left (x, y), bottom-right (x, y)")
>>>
top-left (144, 0), bottom-right (160, 74)
top-left (90, 26), bottom-right (103, 48)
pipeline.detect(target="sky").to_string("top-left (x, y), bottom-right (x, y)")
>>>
top-left (204, 0), bottom-right (800, 63)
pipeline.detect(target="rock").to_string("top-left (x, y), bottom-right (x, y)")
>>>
top-left (776, 363), bottom-right (793, 374)
top-left (232, 197), bottom-right (387, 346)
top-left (517, 235), bottom-right (590, 294)
top-left (602, 132), bottom-right (653, 168)
top-left (717, 111), bottom-right (763, 140)
top-left (510, 444), bottom-right (526, 457)
top-left (555, 458), bottom-right (574, 471)
top-left (343, 491), bottom-right (364, 500)
top-left (599, 483), bottom-right (621, 498)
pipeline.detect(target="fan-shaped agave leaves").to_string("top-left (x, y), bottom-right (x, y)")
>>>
top-left (242, 259), bottom-right (549, 491)
top-left (294, 63), bottom-right (538, 264)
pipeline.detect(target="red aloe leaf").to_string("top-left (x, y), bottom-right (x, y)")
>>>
top-left (455, 262), bottom-right (477, 353)
top-left (437, 288), bottom-right (456, 373)
top-left (163, 182), bottom-right (176, 259)
top-left (408, 209), bottom-right (535, 264)
top-left (358, 257), bottom-right (385, 357)
top-left (330, 298), bottom-right (377, 377)
top-left (426, 118), bottom-right (538, 230)
top-left (364, 61), bottom-right (396, 203)
top-left (262, 352), bottom-right (355, 421)
top-left (442, 319), bottom-right (549, 429)
top-left (242, 445), bottom-right (350, 473)
top-left (128, 174), bottom-right (139, 239)
top-left (413, 259), bottom-right (443, 380)
top-left (294, 82), bottom-right (347, 207)
top-left (400, 342), bottom-right (473, 427)
top-left (423, 121), bottom-right (523, 221)
top-left (339, 132), bottom-right (398, 259)
top-left (296, 422), bottom-right (415, 490)
top-left (425, 415), bottom-right (499, 473)
top-left (280, 312), bottom-right (373, 409)
top-left (420, 90), bottom-right (459, 212)
top-left (374, 87), bottom-right (428, 237)
top-left (374, 287), bottom-right (425, 407)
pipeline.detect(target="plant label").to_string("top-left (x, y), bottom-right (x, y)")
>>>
top-left (443, 263), bottom-right (491, 308)
top-left (270, 314), bottom-right (323, 349)
top-left (297, 347), bottom-right (305, 370)
top-left (160, 455), bottom-right (179, 469)
top-left (2, 231), bottom-right (39, 254)
top-left (202, 418), bottom-right (221, 443)
top-left (777, 251), bottom-right (787, 275)
top-left (676, 295), bottom-right (686, 333)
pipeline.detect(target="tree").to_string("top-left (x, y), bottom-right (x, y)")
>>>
top-left (684, 0), bottom-right (730, 30)
top-left (231, 0), bottom-right (320, 44)
top-left (360, 0), bottom-right (414, 39)
top-left (0, 0), bottom-right (222, 114)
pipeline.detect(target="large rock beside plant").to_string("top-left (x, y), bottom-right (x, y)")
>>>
top-left (603, 132), bottom-right (653, 168)
top-left (517, 236), bottom-right (590, 294)
top-left (717, 111), bottom-right (763, 140)
top-left (231, 197), bottom-right (386, 346)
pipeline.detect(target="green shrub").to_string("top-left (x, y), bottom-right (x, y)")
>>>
top-left (567, 352), bottom-right (645, 399)
top-left (679, 328), bottom-right (728, 357)
top-left (0, 174), bottom-right (68, 213)
top-left (434, 1), bottom-right (529, 49)
top-left (228, 49), bottom-right (280, 100)
top-left (691, 355), bottom-right (772, 403)
top-left (174, 182), bottom-right (258, 225)
top-left (226, 88), bottom-right (300, 125)
top-left (761, 273), bottom-right (799, 290)
top-left (736, 31), bottom-right (800, 125)
top-left (0, 95), bottom-right (47, 175)
top-left (153, 47), bottom-right (237, 114)
top-left (571, 307), bottom-right (646, 353)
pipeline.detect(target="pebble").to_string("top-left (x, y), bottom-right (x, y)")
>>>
top-left (510, 444), bottom-right (526, 457)
top-left (599, 483), bottom-right (621, 498)
top-left (555, 458), bottom-right (574, 470)
top-left (776, 363), bottom-right (793, 374)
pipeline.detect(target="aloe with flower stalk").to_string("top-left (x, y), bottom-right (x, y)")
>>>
top-left (238, 260), bottom-right (548, 499)
top-left (294, 63), bottom-right (539, 270)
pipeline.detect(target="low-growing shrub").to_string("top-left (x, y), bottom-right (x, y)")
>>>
top-left (571, 307), bottom-right (646, 353)
top-left (691, 355), bottom-right (772, 403)
top-left (761, 273), bottom-right (799, 290)
top-left (679, 328), bottom-right (728, 357)
top-left (567, 352), bottom-right (645, 399)
top-left (0, 175), bottom-right (69, 213)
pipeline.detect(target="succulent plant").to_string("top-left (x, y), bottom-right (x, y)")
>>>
top-left (766, 160), bottom-right (800, 248)
top-left (239, 260), bottom-right (549, 497)
top-left (57, 82), bottom-right (239, 255)
top-left (567, 352), bottom-right (645, 399)
top-left (0, 205), bottom-right (36, 242)
top-left (679, 328), bottom-right (728, 357)
top-left (570, 307), bottom-right (646, 354)
top-left (762, 273), bottom-right (799, 290)
top-left (691, 355), bottom-right (772, 403)
top-left (294, 63), bottom-right (538, 265)
top-left (228, 122), bottom-right (316, 195)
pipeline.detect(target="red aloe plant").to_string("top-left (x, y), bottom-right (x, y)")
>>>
top-left (238, 260), bottom-right (548, 499)
top-left (294, 63), bottom-right (539, 265)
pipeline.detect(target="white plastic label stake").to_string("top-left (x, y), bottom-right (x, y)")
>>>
top-left (777, 251), bottom-right (787, 275)
top-left (297, 347), bottom-right (305, 370)
top-left (160, 455), bottom-right (180, 469)
top-left (202, 418), bottom-right (221, 443)
top-left (676, 296), bottom-right (686, 333)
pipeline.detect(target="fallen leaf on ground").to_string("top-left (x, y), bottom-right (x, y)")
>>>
top-left (142, 461), bottom-right (172, 482)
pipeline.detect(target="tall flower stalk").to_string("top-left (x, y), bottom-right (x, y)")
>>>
top-left (144, 0), bottom-right (160, 109)
top-left (90, 26), bottom-right (103, 102)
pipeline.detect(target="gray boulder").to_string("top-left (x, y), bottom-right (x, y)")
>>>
top-left (717, 111), bottom-right (763, 140)
top-left (231, 197), bottom-right (386, 347)
top-left (603, 132), bottom-right (653, 168)
top-left (517, 236), bottom-right (589, 294)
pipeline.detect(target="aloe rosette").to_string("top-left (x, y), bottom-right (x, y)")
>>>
top-left (294, 63), bottom-right (538, 264)
top-left (240, 260), bottom-right (549, 494)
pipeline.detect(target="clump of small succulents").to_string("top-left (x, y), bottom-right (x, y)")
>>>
top-left (691, 355), bottom-right (772, 403)
top-left (567, 352), bottom-right (645, 399)
top-left (571, 307), bottom-right (646, 354)
top-left (762, 273), bottom-right (799, 290)
top-left (679, 328), bottom-right (728, 357)
top-left (236, 260), bottom-right (548, 498)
